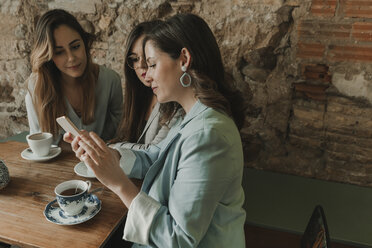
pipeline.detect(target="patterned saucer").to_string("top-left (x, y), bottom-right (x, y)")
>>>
top-left (21, 146), bottom-right (61, 162)
top-left (44, 194), bottom-right (101, 225)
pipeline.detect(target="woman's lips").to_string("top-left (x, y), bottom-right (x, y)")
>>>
top-left (68, 64), bottom-right (81, 70)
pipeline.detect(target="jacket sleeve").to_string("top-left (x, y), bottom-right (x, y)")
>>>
top-left (112, 143), bottom-right (161, 179)
top-left (123, 128), bottom-right (239, 247)
top-left (115, 141), bottom-right (152, 151)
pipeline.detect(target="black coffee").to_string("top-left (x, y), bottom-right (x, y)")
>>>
top-left (60, 188), bottom-right (83, 196)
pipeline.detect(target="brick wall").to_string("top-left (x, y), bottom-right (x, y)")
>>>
top-left (2, 0), bottom-right (372, 187)
top-left (289, 0), bottom-right (372, 185)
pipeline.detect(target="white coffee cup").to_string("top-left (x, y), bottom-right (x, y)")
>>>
top-left (55, 180), bottom-right (91, 216)
top-left (26, 132), bottom-right (53, 157)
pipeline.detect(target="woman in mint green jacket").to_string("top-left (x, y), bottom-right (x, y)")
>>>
top-left (65, 13), bottom-right (246, 248)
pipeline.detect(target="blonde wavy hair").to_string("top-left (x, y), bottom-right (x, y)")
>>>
top-left (28, 9), bottom-right (97, 136)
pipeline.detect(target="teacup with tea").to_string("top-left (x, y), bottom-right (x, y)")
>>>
top-left (26, 132), bottom-right (53, 157)
top-left (54, 180), bottom-right (91, 216)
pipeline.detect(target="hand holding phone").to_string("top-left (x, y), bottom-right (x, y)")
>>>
top-left (56, 116), bottom-right (80, 137)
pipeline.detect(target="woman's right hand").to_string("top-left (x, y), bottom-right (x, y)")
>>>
top-left (63, 131), bottom-right (83, 157)
top-left (61, 132), bottom-right (78, 152)
top-left (63, 132), bottom-right (74, 144)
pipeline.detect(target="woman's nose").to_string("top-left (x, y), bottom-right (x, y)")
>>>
top-left (145, 71), bottom-right (153, 83)
top-left (139, 57), bottom-right (147, 69)
top-left (66, 50), bottom-right (75, 62)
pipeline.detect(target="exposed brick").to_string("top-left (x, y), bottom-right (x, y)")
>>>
top-left (288, 133), bottom-right (324, 148)
top-left (293, 83), bottom-right (329, 101)
top-left (311, 0), bottom-right (337, 17)
top-left (298, 21), bottom-right (351, 41)
top-left (328, 45), bottom-right (372, 62)
top-left (342, 0), bottom-right (372, 18)
top-left (291, 104), bottom-right (325, 129)
top-left (301, 64), bottom-right (332, 83)
top-left (297, 42), bottom-right (326, 59)
top-left (352, 22), bottom-right (372, 41)
top-left (325, 111), bottom-right (372, 137)
top-left (325, 142), bottom-right (372, 163)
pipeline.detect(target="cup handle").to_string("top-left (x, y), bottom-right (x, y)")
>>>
top-left (86, 180), bottom-right (91, 192)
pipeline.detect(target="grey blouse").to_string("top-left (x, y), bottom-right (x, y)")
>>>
top-left (25, 65), bottom-right (123, 144)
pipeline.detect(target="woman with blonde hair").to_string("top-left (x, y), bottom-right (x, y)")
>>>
top-left (25, 9), bottom-right (123, 147)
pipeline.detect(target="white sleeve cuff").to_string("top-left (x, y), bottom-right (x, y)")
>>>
top-left (112, 146), bottom-right (136, 175)
top-left (123, 191), bottom-right (161, 245)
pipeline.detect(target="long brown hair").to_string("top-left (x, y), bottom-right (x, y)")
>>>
top-left (29, 9), bottom-right (97, 136)
top-left (144, 14), bottom-right (245, 129)
top-left (114, 20), bottom-right (170, 143)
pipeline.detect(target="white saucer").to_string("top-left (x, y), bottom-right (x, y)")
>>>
top-left (74, 161), bottom-right (95, 178)
top-left (44, 194), bottom-right (101, 225)
top-left (21, 146), bottom-right (62, 162)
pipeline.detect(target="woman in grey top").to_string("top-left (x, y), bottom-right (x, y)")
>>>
top-left (25, 9), bottom-right (123, 146)
top-left (110, 21), bottom-right (180, 151)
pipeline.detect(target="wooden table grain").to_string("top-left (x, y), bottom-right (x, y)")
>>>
top-left (0, 141), bottom-right (128, 248)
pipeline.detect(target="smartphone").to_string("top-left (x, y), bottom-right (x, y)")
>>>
top-left (56, 116), bottom-right (80, 137)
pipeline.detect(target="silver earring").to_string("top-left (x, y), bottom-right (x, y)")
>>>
top-left (180, 65), bottom-right (192, 87)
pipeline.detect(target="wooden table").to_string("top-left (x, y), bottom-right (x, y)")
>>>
top-left (0, 141), bottom-right (128, 248)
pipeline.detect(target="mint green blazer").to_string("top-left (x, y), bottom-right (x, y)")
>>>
top-left (117, 100), bottom-right (246, 247)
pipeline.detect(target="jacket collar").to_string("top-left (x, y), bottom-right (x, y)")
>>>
top-left (142, 100), bottom-right (208, 194)
top-left (179, 100), bottom-right (208, 129)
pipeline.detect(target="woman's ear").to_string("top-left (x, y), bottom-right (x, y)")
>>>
top-left (180, 47), bottom-right (191, 69)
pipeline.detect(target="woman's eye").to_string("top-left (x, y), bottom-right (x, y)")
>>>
top-left (54, 50), bottom-right (64, 55)
top-left (71, 44), bottom-right (80, 50)
top-left (130, 57), bottom-right (139, 62)
top-left (149, 64), bottom-right (156, 68)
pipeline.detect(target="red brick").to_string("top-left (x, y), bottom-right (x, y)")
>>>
top-left (328, 45), bottom-right (372, 62)
top-left (297, 43), bottom-right (326, 59)
top-left (301, 64), bottom-right (332, 83)
top-left (311, 0), bottom-right (337, 17)
top-left (342, 0), bottom-right (372, 18)
top-left (298, 21), bottom-right (352, 41)
top-left (352, 22), bottom-right (372, 41)
top-left (293, 83), bottom-right (329, 101)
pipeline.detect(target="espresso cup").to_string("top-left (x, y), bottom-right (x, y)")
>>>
top-left (26, 132), bottom-right (53, 157)
top-left (55, 180), bottom-right (91, 216)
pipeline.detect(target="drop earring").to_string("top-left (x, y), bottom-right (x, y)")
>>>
top-left (180, 65), bottom-right (192, 87)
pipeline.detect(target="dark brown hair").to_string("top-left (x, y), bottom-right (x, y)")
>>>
top-left (144, 13), bottom-right (245, 129)
top-left (114, 20), bottom-right (163, 143)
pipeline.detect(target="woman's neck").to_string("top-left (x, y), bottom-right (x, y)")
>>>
top-left (61, 73), bottom-right (79, 87)
top-left (145, 94), bottom-right (158, 121)
top-left (178, 88), bottom-right (198, 114)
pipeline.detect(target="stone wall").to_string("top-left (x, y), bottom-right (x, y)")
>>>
top-left (1, 0), bottom-right (372, 186)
